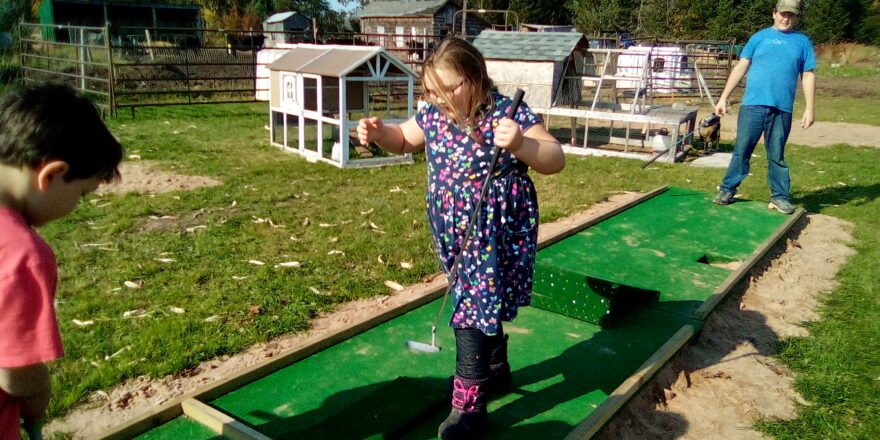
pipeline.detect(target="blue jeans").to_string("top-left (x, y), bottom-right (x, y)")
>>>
top-left (720, 105), bottom-right (793, 200)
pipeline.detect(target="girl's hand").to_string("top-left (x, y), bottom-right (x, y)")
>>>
top-left (494, 117), bottom-right (523, 152)
top-left (357, 117), bottom-right (384, 145)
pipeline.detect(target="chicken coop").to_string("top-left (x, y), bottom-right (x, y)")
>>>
top-left (266, 44), bottom-right (417, 168)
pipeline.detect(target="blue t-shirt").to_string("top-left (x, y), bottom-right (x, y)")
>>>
top-left (740, 27), bottom-right (816, 113)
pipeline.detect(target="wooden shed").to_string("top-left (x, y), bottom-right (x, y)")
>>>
top-left (263, 11), bottom-right (311, 47)
top-left (472, 30), bottom-right (589, 110)
top-left (38, 0), bottom-right (201, 42)
top-left (267, 44), bottom-right (417, 168)
top-left (359, 0), bottom-right (488, 56)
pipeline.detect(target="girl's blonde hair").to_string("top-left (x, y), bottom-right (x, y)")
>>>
top-left (421, 38), bottom-right (494, 128)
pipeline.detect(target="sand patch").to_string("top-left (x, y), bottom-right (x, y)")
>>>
top-left (597, 214), bottom-right (854, 440)
top-left (97, 161), bottom-right (222, 196)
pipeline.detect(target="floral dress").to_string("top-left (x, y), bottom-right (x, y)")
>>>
top-left (415, 91), bottom-right (542, 336)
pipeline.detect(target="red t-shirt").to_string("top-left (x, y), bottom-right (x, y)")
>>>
top-left (0, 206), bottom-right (64, 440)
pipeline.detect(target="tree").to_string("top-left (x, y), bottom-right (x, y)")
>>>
top-left (0, 0), bottom-right (31, 34)
top-left (854, 0), bottom-right (880, 45)
top-left (569, 0), bottom-right (638, 35)
top-left (801, 0), bottom-right (863, 44)
top-left (634, 0), bottom-right (668, 37)
top-left (509, 0), bottom-right (572, 25)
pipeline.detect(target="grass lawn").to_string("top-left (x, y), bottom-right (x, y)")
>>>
top-left (31, 68), bottom-right (880, 439)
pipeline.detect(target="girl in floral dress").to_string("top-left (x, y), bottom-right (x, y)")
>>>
top-left (357, 38), bottom-right (564, 440)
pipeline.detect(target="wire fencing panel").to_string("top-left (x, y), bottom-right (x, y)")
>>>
top-left (18, 23), bottom-right (113, 112)
top-left (110, 27), bottom-right (278, 111)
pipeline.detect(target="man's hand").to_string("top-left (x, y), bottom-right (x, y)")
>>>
top-left (357, 117), bottom-right (384, 146)
top-left (494, 118), bottom-right (523, 152)
top-left (801, 108), bottom-right (814, 129)
top-left (715, 100), bottom-right (728, 117)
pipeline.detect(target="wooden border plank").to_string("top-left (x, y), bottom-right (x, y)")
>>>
top-left (693, 208), bottom-right (805, 320)
top-left (563, 325), bottom-right (695, 440)
top-left (181, 398), bottom-right (272, 440)
top-left (90, 189), bottom-right (667, 440)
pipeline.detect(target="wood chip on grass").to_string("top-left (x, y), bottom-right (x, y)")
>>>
top-left (123, 280), bottom-right (143, 290)
top-left (384, 280), bottom-right (405, 292)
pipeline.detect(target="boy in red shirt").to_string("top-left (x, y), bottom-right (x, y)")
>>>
top-left (0, 83), bottom-right (122, 439)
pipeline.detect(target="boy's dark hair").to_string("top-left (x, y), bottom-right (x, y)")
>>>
top-left (0, 82), bottom-right (122, 182)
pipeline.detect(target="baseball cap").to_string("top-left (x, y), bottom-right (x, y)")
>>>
top-left (776, 0), bottom-right (802, 14)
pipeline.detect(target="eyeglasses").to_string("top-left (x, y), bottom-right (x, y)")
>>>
top-left (425, 79), bottom-right (465, 100)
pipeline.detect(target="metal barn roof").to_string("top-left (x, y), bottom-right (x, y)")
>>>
top-left (359, 0), bottom-right (453, 18)
top-left (473, 30), bottom-right (587, 62)
top-left (264, 11), bottom-right (301, 23)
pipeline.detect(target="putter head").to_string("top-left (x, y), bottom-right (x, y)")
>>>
top-left (701, 113), bottom-right (720, 128)
top-left (405, 340), bottom-right (442, 353)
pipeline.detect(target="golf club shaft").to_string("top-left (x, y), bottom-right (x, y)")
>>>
top-left (428, 89), bottom-right (526, 332)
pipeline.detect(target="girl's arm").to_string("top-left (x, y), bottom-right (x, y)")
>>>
top-left (357, 116), bottom-right (426, 154)
top-left (494, 119), bottom-right (565, 175)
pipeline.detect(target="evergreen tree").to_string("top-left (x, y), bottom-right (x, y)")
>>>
top-left (634, 0), bottom-right (668, 37)
top-left (801, 0), bottom-right (858, 43)
top-left (569, 0), bottom-right (638, 35)
top-left (0, 0), bottom-right (30, 34)
top-left (854, 0), bottom-right (880, 44)
top-left (509, 0), bottom-right (572, 25)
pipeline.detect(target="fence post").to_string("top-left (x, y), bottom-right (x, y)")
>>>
top-left (79, 28), bottom-right (86, 90)
top-left (145, 29), bottom-right (155, 60)
top-left (184, 46), bottom-right (192, 104)
top-left (18, 21), bottom-right (25, 82)
top-left (104, 22), bottom-right (117, 117)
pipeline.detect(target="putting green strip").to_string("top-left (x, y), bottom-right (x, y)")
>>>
top-left (106, 187), bottom-right (802, 440)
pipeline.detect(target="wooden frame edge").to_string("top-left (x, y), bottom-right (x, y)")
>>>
top-left (181, 398), bottom-right (272, 440)
top-left (563, 325), bottom-right (695, 440)
top-left (693, 208), bottom-right (805, 320)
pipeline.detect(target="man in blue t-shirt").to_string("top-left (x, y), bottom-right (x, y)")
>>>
top-left (712, 0), bottom-right (816, 214)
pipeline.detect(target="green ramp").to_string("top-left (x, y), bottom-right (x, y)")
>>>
top-left (532, 187), bottom-right (793, 324)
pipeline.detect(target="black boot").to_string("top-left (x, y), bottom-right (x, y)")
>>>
top-left (438, 376), bottom-right (489, 440)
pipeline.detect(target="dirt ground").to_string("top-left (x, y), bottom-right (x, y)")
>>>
top-left (45, 174), bottom-right (855, 439)
top-left (96, 160), bottom-right (223, 196)
top-left (719, 115), bottom-right (880, 148)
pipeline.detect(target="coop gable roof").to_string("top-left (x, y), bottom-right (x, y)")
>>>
top-left (359, 0), bottom-right (457, 18)
top-left (266, 45), bottom-right (415, 78)
top-left (473, 30), bottom-right (586, 62)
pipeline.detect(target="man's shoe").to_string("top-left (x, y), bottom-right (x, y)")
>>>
top-left (768, 198), bottom-right (795, 215)
top-left (713, 189), bottom-right (735, 205)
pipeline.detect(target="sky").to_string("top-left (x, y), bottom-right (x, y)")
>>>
top-left (328, 0), bottom-right (359, 12)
